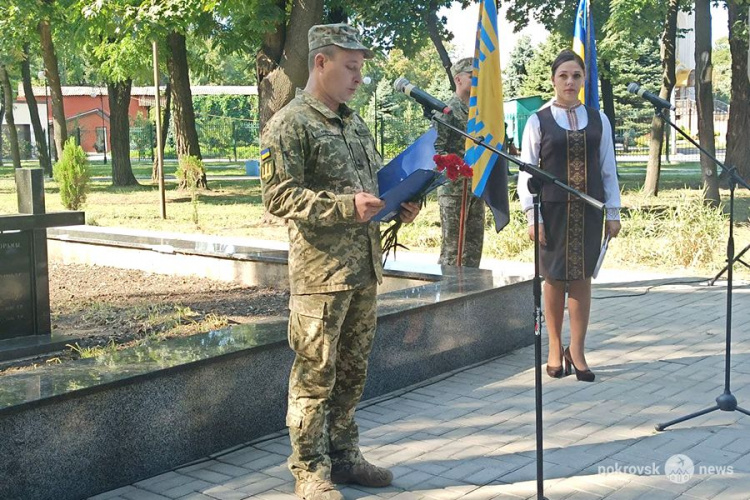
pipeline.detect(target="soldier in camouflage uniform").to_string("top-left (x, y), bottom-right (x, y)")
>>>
top-left (261, 24), bottom-right (420, 500)
top-left (434, 57), bottom-right (486, 268)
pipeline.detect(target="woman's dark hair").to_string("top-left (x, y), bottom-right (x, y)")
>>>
top-left (551, 49), bottom-right (585, 77)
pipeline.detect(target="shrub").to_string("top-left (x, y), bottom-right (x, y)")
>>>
top-left (175, 155), bottom-right (205, 224)
top-left (610, 194), bottom-right (727, 270)
top-left (53, 138), bottom-right (90, 210)
top-left (175, 155), bottom-right (205, 189)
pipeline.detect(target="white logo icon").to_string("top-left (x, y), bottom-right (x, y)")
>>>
top-left (665, 454), bottom-right (694, 484)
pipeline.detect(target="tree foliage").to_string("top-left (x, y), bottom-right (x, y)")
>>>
top-left (519, 33), bottom-right (568, 100)
top-left (712, 36), bottom-right (731, 102)
top-left (503, 35), bottom-right (535, 99)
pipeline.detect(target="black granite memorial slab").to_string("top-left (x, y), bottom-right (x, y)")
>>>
top-left (0, 231), bottom-right (34, 339)
top-left (0, 227), bottom-right (534, 500)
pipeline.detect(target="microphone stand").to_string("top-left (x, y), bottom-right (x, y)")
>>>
top-left (429, 108), bottom-right (605, 500)
top-left (653, 106), bottom-right (750, 431)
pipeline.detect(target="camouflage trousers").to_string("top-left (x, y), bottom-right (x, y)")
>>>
top-left (286, 284), bottom-right (378, 482)
top-left (438, 193), bottom-right (486, 268)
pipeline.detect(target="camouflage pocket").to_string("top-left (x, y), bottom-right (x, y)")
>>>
top-left (287, 295), bottom-right (328, 355)
top-left (286, 410), bottom-right (304, 429)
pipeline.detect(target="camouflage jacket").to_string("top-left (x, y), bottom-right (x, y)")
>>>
top-left (261, 89), bottom-right (383, 295)
top-left (434, 94), bottom-right (472, 198)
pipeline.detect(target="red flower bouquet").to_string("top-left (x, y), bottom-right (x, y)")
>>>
top-left (433, 153), bottom-right (473, 181)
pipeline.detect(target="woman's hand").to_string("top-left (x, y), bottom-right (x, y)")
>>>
top-left (605, 220), bottom-right (621, 238)
top-left (528, 224), bottom-right (547, 246)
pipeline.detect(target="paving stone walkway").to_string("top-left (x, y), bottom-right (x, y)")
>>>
top-left (92, 275), bottom-right (750, 500)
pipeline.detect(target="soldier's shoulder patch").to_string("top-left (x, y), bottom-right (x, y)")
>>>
top-left (260, 147), bottom-right (275, 182)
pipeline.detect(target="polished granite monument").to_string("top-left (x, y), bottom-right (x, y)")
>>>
top-left (0, 226), bottom-right (533, 500)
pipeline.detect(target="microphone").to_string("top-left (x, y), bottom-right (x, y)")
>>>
top-left (393, 77), bottom-right (451, 115)
top-left (627, 82), bottom-right (675, 111)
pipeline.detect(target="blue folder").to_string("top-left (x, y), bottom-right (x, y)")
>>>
top-left (373, 129), bottom-right (441, 222)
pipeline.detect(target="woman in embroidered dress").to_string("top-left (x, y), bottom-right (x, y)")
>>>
top-left (517, 49), bottom-right (621, 382)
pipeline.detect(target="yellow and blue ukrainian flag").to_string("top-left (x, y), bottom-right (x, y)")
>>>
top-left (464, 0), bottom-right (509, 231)
top-left (573, 0), bottom-right (599, 109)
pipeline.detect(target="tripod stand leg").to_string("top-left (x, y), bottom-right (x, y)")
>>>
top-left (709, 265), bottom-right (728, 286)
top-left (736, 407), bottom-right (750, 417)
top-left (655, 405), bottom-right (720, 431)
top-left (709, 244), bottom-right (750, 286)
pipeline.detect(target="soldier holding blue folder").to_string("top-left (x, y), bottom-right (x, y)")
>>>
top-left (261, 23), bottom-right (419, 500)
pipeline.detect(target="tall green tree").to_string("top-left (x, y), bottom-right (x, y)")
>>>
top-left (607, 36), bottom-right (662, 150)
top-left (78, 0), bottom-right (153, 186)
top-left (0, 3), bottom-right (29, 170)
top-left (519, 33), bottom-right (568, 100)
top-left (21, 44), bottom-right (53, 176)
top-left (0, 2), bottom-right (54, 174)
top-left (37, 1), bottom-right (71, 161)
top-left (167, 31), bottom-right (204, 179)
top-left (615, 0), bottom-right (680, 197)
top-left (602, 0), bottom-right (666, 149)
top-left (503, 35), bottom-right (535, 99)
top-left (695, 0), bottom-right (720, 205)
top-left (0, 65), bottom-right (22, 169)
top-left (725, 0), bottom-right (750, 180)
top-left (252, 0), bottom-right (323, 131)
top-left (133, 0), bottom-right (223, 187)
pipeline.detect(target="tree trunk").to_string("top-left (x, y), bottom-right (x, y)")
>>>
top-left (167, 31), bottom-right (207, 188)
top-left (257, 0), bottom-right (323, 225)
top-left (695, 0), bottom-right (720, 205)
top-left (108, 80), bottom-right (139, 186)
top-left (257, 0), bottom-right (324, 133)
top-left (0, 66), bottom-right (22, 169)
top-left (600, 60), bottom-right (617, 147)
top-left (426, 1), bottom-right (455, 92)
top-left (38, 19), bottom-right (66, 162)
top-left (0, 87), bottom-right (4, 167)
top-left (21, 44), bottom-right (52, 176)
top-left (644, 0), bottom-right (680, 196)
top-left (153, 80), bottom-right (171, 180)
top-left (726, 1), bottom-right (750, 181)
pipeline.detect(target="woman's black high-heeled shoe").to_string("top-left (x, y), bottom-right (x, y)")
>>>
top-left (546, 347), bottom-right (566, 379)
top-left (564, 347), bottom-right (595, 382)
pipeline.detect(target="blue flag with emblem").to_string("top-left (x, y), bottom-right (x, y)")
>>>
top-left (464, 0), bottom-right (509, 232)
top-left (573, 0), bottom-right (599, 108)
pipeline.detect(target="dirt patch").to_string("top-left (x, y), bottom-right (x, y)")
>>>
top-left (1, 263), bottom-right (290, 374)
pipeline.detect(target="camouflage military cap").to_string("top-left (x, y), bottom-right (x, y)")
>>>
top-left (451, 57), bottom-right (474, 77)
top-left (308, 23), bottom-right (374, 59)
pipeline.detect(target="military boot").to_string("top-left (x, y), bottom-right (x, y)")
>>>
top-left (331, 458), bottom-right (393, 487)
top-left (294, 479), bottom-right (344, 500)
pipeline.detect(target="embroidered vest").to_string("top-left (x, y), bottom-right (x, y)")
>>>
top-left (537, 106), bottom-right (605, 203)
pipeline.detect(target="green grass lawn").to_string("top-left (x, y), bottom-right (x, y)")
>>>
top-left (1, 159), bottom-right (749, 278)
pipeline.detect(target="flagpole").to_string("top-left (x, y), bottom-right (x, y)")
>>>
top-left (456, 179), bottom-right (468, 267)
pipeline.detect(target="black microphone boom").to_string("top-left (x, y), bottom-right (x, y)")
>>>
top-left (393, 77), bottom-right (451, 115)
top-left (627, 82), bottom-right (676, 111)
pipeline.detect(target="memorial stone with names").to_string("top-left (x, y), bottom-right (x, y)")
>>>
top-left (0, 168), bottom-right (84, 341)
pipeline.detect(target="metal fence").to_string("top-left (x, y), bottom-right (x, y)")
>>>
top-left (128, 117), bottom-right (260, 161)
top-left (118, 109), bottom-right (730, 164)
